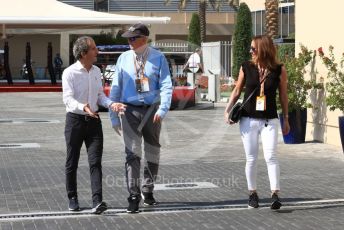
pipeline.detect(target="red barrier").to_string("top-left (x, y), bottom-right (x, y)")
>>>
top-left (171, 86), bottom-right (196, 109)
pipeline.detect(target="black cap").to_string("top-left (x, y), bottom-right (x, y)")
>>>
top-left (122, 23), bottom-right (150, 38)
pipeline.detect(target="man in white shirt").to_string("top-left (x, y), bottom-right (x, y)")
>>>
top-left (62, 36), bottom-right (125, 214)
top-left (185, 48), bottom-right (203, 73)
top-left (184, 48), bottom-right (204, 87)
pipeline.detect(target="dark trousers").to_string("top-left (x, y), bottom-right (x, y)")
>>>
top-left (64, 112), bottom-right (103, 206)
top-left (55, 67), bottom-right (62, 80)
top-left (122, 104), bottom-right (161, 196)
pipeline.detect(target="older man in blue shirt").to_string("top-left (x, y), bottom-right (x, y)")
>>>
top-left (109, 23), bottom-right (172, 213)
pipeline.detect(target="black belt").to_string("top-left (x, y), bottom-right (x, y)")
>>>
top-left (125, 103), bottom-right (152, 109)
top-left (67, 112), bottom-right (99, 121)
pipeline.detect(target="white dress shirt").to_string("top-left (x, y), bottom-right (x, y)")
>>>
top-left (62, 61), bottom-right (112, 115)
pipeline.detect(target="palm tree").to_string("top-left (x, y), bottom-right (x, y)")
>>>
top-left (165, 0), bottom-right (239, 42)
top-left (265, 0), bottom-right (279, 39)
top-left (199, 0), bottom-right (207, 43)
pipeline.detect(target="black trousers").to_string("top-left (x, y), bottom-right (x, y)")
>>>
top-left (64, 112), bottom-right (103, 206)
top-left (55, 67), bottom-right (62, 80)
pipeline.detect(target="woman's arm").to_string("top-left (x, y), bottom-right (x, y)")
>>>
top-left (224, 66), bottom-right (245, 124)
top-left (278, 65), bottom-right (290, 135)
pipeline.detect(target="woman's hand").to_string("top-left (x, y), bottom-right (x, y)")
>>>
top-left (224, 112), bottom-right (235, 125)
top-left (282, 119), bottom-right (290, 135)
top-left (224, 67), bottom-right (245, 126)
top-left (224, 112), bottom-right (229, 124)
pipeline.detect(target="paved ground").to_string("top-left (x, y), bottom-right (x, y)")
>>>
top-left (0, 92), bottom-right (344, 229)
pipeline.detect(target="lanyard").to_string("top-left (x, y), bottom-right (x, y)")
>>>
top-left (258, 67), bottom-right (269, 96)
top-left (133, 48), bottom-right (149, 80)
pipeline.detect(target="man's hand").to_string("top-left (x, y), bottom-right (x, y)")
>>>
top-left (110, 103), bottom-right (126, 113)
top-left (113, 125), bottom-right (122, 136)
top-left (153, 114), bottom-right (162, 123)
top-left (83, 104), bottom-right (99, 118)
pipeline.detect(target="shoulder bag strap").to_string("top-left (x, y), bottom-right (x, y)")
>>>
top-left (239, 75), bottom-right (268, 109)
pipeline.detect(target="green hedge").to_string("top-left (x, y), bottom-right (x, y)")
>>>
top-left (232, 2), bottom-right (252, 80)
top-left (188, 13), bottom-right (201, 50)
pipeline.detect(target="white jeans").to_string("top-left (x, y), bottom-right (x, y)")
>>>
top-left (239, 117), bottom-right (280, 191)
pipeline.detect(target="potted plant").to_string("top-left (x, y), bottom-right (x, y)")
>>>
top-left (175, 75), bottom-right (187, 86)
top-left (278, 45), bottom-right (321, 143)
top-left (318, 46), bottom-right (344, 152)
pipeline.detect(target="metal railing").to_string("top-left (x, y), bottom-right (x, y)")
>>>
top-left (152, 41), bottom-right (191, 53)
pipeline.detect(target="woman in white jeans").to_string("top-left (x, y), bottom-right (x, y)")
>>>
top-left (224, 35), bottom-right (290, 210)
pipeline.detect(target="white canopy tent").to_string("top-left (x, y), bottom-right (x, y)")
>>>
top-left (0, 0), bottom-right (170, 79)
top-left (240, 0), bottom-right (294, 12)
top-left (0, 0), bottom-right (170, 31)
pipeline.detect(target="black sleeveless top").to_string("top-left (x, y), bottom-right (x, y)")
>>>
top-left (241, 61), bottom-right (282, 119)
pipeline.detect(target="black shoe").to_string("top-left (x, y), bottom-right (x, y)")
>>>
top-left (91, 201), bottom-right (108, 214)
top-left (248, 192), bottom-right (259, 208)
top-left (68, 197), bottom-right (80, 211)
top-left (271, 193), bottom-right (282, 210)
top-left (141, 192), bottom-right (157, 206)
top-left (127, 195), bottom-right (140, 214)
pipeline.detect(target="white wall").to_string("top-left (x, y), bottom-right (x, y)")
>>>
top-left (296, 1), bottom-right (344, 147)
top-left (240, 0), bottom-right (265, 11)
top-left (0, 35), bottom-right (60, 79)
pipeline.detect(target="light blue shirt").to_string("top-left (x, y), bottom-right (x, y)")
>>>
top-left (109, 47), bottom-right (172, 126)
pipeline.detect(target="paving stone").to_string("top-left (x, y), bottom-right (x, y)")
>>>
top-left (0, 92), bottom-right (344, 229)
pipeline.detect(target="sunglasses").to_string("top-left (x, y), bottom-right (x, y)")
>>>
top-left (250, 46), bottom-right (257, 53)
top-left (128, 36), bottom-right (143, 42)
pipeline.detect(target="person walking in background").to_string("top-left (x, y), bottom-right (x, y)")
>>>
top-left (184, 47), bottom-right (203, 74)
top-left (54, 53), bottom-right (63, 79)
top-left (109, 23), bottom-right (172, 214)
top-left (62, 36), bottom-right (126, 214)
top-left (224, 35), bottom-right (290, 210)
top-left (183, 48), bottom-right (204, 87)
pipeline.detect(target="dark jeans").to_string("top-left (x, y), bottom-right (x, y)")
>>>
top-left (122, 104), bottom-right (161, 196)
top-left (64, 112), bottom-right (103, 206)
